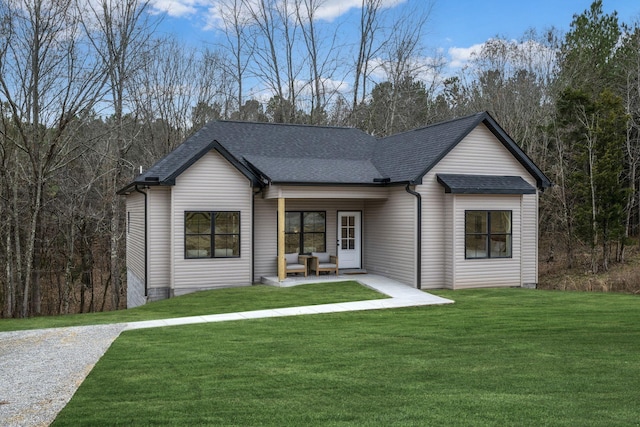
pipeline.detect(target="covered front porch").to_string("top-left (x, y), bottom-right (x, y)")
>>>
top-left (258, 184), bottom-right (391, 282)
top-left (252, 183), bottom-right (419, 288)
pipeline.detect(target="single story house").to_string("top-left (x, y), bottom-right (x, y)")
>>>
top-left (118, 112), bottom-right (551, 308)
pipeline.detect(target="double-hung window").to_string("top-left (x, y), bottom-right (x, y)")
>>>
top-left (284, 211), bottom-right (326, 254)
top-left (465, 210), bottom-right (512, 259)
top-left (185, 211), bottom-right (240, 258)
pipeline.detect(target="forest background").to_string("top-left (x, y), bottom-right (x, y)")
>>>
top-left (1, 0), bottom-right (639, 318)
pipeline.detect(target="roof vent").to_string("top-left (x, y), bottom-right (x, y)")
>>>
top-left (145, 176), bottom-right (160, 182)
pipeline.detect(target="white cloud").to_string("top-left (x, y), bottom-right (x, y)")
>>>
top-left (447, 43), bottom-right (484, 68)
top-left (148, 0), bottom-right (204, 17)
top-left (311, 0), bottom-right (406, 22)
top-left (323, 77), bottom-right (350, 94)
top-left (156, 0), bottom-right (407, 29)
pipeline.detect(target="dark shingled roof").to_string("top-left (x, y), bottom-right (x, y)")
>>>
top-left (373, 113), bottom-right (485, 183)
top-left (244, 155), bottom-right (383, 184)
top-left (436, 174), bottom-right (537, 194)
top-left (117, 112), bottom-right (551, 194)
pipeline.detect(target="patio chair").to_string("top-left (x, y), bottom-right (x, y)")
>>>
top-left (310, 252), bottom-right (338, 276)
top-left (284, 253), bottom-right (308, 277)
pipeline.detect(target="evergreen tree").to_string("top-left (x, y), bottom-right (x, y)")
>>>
top-left (558, 88), bottom-right (628, 271)
top-left (558, 0), bottom-right (621, 95)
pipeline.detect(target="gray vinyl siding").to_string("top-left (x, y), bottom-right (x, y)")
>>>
top-left (443, 194), bottom-right (454, 287)
top-left (126, 191), bottom-right (145, 283)
top-left (171, 150), bottom-right (252, 294)
top-left (418, 176), bottom-right (446, 289)
top-left (253, 197), bottom-right (277, 280)
top-left (364, 187), bottom-right (416, 287)
top-left (253, 197), bottom-right (365, 280)
top-left (147, 187), bottom-right (171, 292)
top-left (521, 193), bottom-right (538, 285)
top-left (421, 123), bottom-right (539, 289)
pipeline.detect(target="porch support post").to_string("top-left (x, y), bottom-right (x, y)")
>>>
top-left (277, 197), bottom-right (286, 281)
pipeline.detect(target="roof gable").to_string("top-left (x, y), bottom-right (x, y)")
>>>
top-left (372, 113), bottom-right (485, 183)
top-left (479, 114), bottom-right (551, 189)
top-left (372, 112), bottom-right (551, 188)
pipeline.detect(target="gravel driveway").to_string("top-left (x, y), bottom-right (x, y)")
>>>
top-left (0, 324), bottom-right (125, 427)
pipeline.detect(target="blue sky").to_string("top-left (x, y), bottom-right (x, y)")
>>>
top-left (149, 0), bottom-right (640, 66)
top-left (430, 0), bottom-right (640, 68)
top-left (145, 0), bottom-right (640, 100)
top-left (430, 0), bottom-right (639, 49)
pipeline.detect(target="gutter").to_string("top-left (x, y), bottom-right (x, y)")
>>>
top-left (405, 183), bottom-right (422, 289)
top-left (134, 185), bottom-right (148, 297)
top-left (117, 178), bottom-right (160, 195)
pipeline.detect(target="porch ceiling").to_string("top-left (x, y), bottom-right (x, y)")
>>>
top-left (262, 185), bottom-right (389, 200)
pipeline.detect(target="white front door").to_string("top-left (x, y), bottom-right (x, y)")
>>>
top-left (337, 211), bottom-right (361, 269)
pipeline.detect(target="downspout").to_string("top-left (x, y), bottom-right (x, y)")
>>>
top-left (252, 184), bottom-right (265, 283)
top-left (405, 183), bottom-right (422, 289)
top-left (134, 185), bottom-right (148, 297)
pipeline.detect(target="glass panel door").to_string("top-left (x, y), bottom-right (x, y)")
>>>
top-left (337, 211), bottom-right (361, 269)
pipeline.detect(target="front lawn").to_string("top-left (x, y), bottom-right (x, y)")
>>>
top-left (53, 289), bottom-right (640, 426)
top-left (0, 281), bottom-right (385, 331)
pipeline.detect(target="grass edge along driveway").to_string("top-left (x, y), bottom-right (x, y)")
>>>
top-left (53, 288), bottom-right (640, 426)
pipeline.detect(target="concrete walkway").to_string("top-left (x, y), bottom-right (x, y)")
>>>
top-left (124, 274), bottom-right (454, 331)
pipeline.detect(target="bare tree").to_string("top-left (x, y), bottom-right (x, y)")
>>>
top-left (80, 0), bottom-right (156, 310)
top-left (295, 0), bottom-right (342, 124)
top-left (0, 104), bottom-right (18, 317)
top-left (0, 0), bottom-right (106, 316)
top-left (215, 0), bottom-right (253, 115)
top-left (133, 40), bottom-right (225, 160)
top-left (243, 0), bottom-right (287, 119)
top-left (276, 0), bottom-right (300, 122)
top-left (47, 113), bottom-right (113, 314)
top-left (352, 0), bottom-right (384, 113)
top-left (194, 48), bottom-right (234, 121)
top-left (375, 2), bottom-right (439, 133)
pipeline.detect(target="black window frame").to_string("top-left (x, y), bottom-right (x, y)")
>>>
top-left (283, 211), bottom-right (326, 255)
top-left (184, 211), bottom-right (241, 259)
top-left (464, 210), bottom-right (512, 259)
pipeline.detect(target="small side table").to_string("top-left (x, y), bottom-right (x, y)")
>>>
top-left (298, 255), bottom-right (313, 276)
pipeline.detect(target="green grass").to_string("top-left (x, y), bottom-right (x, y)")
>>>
top-left (53, 288), bottom-right (640, 426)
top-left (0, 281), bottom-right (385, 331)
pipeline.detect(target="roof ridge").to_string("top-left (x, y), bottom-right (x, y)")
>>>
top-left (214, 119), bottom-right (357, 131)
top-left (246, 153), bottom-right (378, 163)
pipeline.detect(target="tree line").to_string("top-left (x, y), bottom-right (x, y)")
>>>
top-left (0, 0), bottom-right (638, 317)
